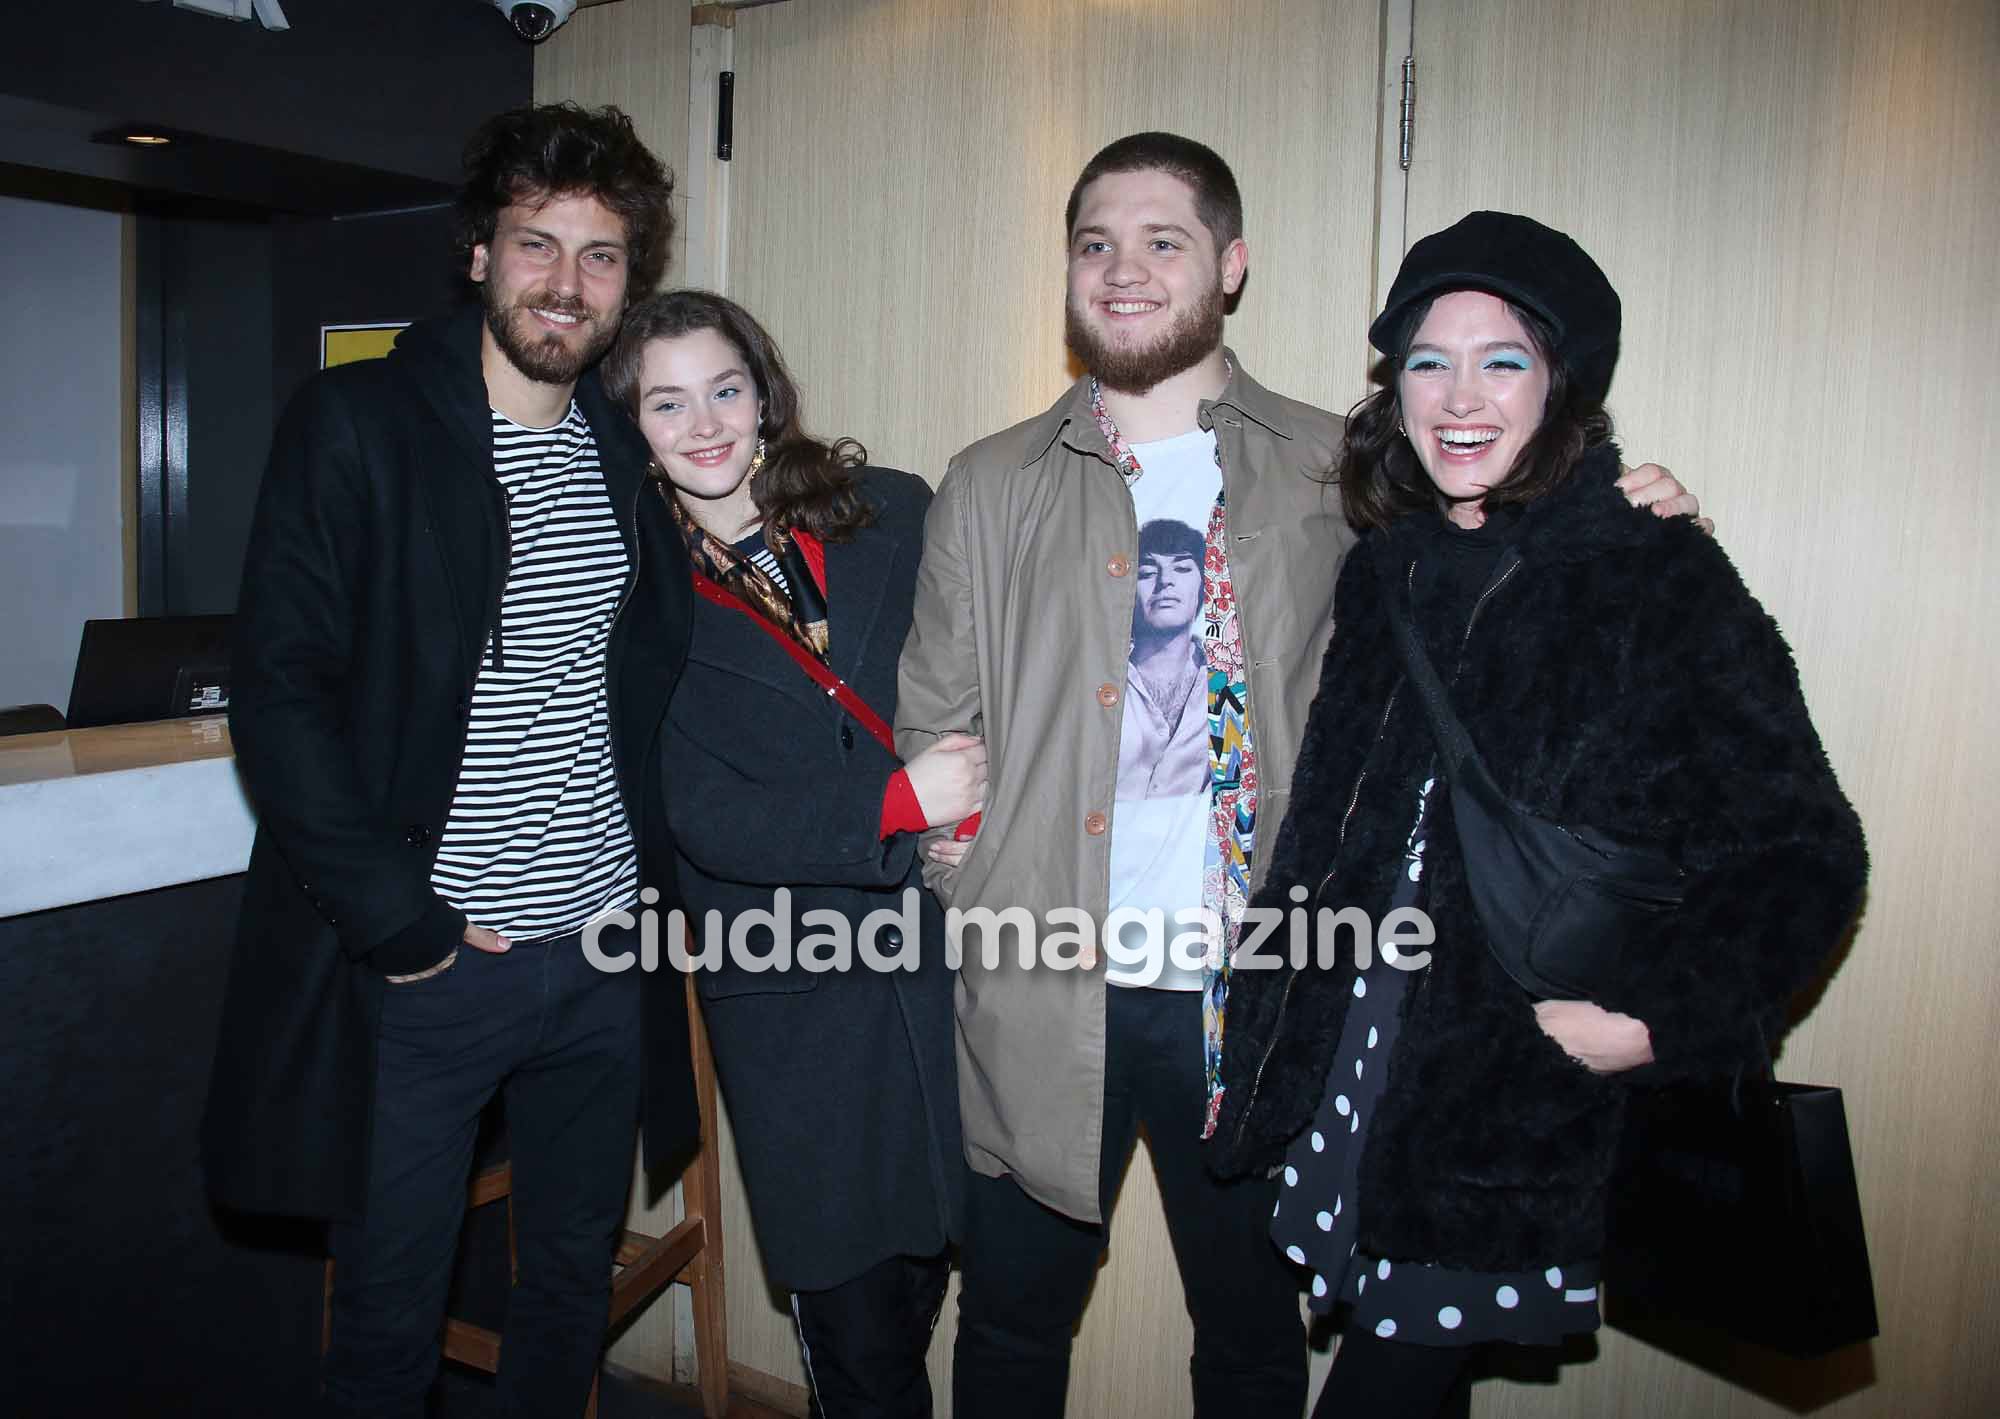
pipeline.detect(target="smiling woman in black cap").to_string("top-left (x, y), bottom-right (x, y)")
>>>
top-left (1208, 213), bottom-right (1867, 1416)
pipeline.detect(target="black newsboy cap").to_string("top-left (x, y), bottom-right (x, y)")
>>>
top-left (1370, 211), bottom-right (1622, 405)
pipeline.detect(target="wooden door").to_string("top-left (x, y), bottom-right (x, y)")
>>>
top-left (717, 2), bottom-right (1385, 1412)
top-left (1400, 1), bottom-right (2000, 1415)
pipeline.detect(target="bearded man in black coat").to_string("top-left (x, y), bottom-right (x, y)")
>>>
top-left (200, 104), bottom-right (694, 1418)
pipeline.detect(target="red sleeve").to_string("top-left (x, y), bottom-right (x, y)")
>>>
top-left (879, 767), bottom-right (927, 839)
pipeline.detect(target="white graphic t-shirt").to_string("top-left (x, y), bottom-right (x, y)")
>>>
top-left (1106, 428), bottom-right (1220, 990)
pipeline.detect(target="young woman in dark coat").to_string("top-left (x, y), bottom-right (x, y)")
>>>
top-left (603, 291), bottom-right (983, 1419)
top-left (1207, 213), bottom-right (1867, 1416)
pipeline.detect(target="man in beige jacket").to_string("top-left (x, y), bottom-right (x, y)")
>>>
top-left (896, 133), bottom-right (1695, 1418)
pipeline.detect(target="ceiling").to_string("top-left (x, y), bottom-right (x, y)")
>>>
top-left (1, 1), bottom-right (533, 218)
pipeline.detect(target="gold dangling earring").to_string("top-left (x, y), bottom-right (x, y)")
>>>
top-left (748, 436), bottom-right (767, 477)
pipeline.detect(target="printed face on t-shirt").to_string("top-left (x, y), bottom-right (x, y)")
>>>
top-left (1135, 547), bottom-right (1203, 639)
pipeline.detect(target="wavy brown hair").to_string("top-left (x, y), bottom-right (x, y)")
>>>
top-left (602, 290), bottom-right (873, 541)
top-left (1338, 295), bottom-right (1614, 531)
top-left (453, 103), bottom-right (677, 300)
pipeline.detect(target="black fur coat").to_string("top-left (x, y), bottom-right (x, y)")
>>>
top-left (1207, 445), bottom-right (1867, 1271)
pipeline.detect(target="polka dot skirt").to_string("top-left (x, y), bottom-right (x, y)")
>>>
top-left (1270, 963), bottom-right (1602, 1345)
top-left (1269, 777), bottom-right (1601, 1347)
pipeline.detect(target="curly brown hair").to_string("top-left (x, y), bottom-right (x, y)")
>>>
top-left (602, 290), bottom-right (874, 542)
top-left (453, 103), bottom-right (676, 300)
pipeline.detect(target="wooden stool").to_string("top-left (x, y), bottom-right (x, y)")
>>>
top-left (323, 974), bottom-right (729, 1418)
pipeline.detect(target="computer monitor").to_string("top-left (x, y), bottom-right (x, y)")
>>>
top-left (65, 615), bottom-right (234, 729)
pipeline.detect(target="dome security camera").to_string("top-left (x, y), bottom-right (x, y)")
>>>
top-left (494, 0), bottom-right (577, 43)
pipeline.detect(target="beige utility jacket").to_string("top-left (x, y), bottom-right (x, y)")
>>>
top-left (896, 358), bottom-right (1354, 1222)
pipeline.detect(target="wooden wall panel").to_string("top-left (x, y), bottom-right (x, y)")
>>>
top-left (1402, 2), bottom-right (2000, 1416)
top-left (724, 0), bottom-right (1384, 487)
top-left (534, 0), bottom-right (692, 293)
top-left (712, 3), bottom-right (1383, 1412)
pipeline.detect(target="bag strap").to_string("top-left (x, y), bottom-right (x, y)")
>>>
top-left (1376, 552), bottom-right (1482, 777)
top-left (689, 568), bottom-right (899, 756)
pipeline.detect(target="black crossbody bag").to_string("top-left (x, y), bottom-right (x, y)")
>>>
top-left (1380, 553), bottom-right (1683, 999)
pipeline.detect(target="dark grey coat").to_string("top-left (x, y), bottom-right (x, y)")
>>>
top-left (201, 307), bottom-right (698, 1222)
top-left (663, 468), bottom-right (963, 1292)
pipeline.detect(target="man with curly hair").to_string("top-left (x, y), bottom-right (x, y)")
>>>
top-left (202, 103), bottom-right (692, 1417)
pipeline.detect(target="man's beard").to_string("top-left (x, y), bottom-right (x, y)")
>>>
top-left (482, 284), bottom-right (617, 386)
top-left (1065, 275), bottom-right (1226, 395)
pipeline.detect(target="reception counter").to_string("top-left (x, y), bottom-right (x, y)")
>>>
top-left (1, 718), bottom-right (320, 1413)
top-left (0, 715), bottom-right (254, 915)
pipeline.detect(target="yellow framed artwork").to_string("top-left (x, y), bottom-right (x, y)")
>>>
top-left (320, 323), bottom-right (408, 369)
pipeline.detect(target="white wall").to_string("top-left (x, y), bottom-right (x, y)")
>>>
top-left (0, 194), bottom-right (125, 714)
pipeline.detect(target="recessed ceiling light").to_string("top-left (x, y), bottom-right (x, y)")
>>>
top-left (123, 134), bottom-right (173, 147)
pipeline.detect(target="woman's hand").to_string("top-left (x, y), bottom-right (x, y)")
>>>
top-left (904, 732), bottom-right (987, 830)
top-left (1533, 999), bottom-right (1655, 1074)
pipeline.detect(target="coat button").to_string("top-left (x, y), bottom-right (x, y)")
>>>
top-left (1106, 555), bottom-right (1130, 578)
top-left (1096, 682), bottom-right (1120, 708)
top-left (1084, 811), bottom-right (1108, 836)
top-left (882, 925), bottom-right (904, 948)
top-left (405, 824), bottom-right (431, 847)
top-left (841, 724), bottom-right (855, 751)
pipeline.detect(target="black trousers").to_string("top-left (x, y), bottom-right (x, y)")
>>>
top-left (952, 987), bottom-right (1306, 1419)
top-left (1313, 1331), bottom-right (1474, 1419)
top-left (321, 927), bottom-right (641, 1419)
top-left (792, 1250), bottom-right (952, 1419)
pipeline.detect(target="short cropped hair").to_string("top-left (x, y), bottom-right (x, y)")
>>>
top-left (453, 103), bottom-right (677, 299)
top-left (1065, 132), bottom-right (1244, 251)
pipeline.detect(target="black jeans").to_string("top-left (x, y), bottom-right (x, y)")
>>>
top-left (792, 1250), bottom-right (952, 1419)
top-left (952, 987), bottom-right (1306, 1419)
top-left (321, 926), bottom-right (642, 1419)
top-left (1313, 1331), bottom-right (1474, 1419)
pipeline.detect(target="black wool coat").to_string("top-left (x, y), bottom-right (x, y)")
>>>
top-left (201, 306), bottom-right (698, 1222)
top-left (1209, 446), bottom-right (1867, 1272)
top-left (663, 468), bottom-right (964, 1293)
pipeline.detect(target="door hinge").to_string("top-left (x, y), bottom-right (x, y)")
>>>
top-left (1398, 55), bottom-right (1415, 171)
top-left (717, 71), bottom-right (735, 162)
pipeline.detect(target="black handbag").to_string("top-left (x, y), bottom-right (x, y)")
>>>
top-left (1606, 1075), bottom-right (1880, 1356)
top-left (1381, 552), bottom-right (1683, 1000)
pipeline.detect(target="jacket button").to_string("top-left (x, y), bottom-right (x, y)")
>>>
top-left (405, 824), bottom-right (431, 847)
top-left (1106, 555), bottom-right (1130, 578)
top-left (841, 724), bottom-right (855, 751)
top-left (882, 925), bottom-right (904, 948)
top-left (1084, 811), bottom-right (1108, 836)
top-left (1096, 682), bottom-right (1120, 708)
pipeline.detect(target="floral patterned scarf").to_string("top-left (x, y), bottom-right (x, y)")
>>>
top-left (660, 481), bottom-right (830, 664)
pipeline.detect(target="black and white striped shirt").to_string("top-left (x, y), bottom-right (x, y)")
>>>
top-left (429, 403), bottom-right (637, 941)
